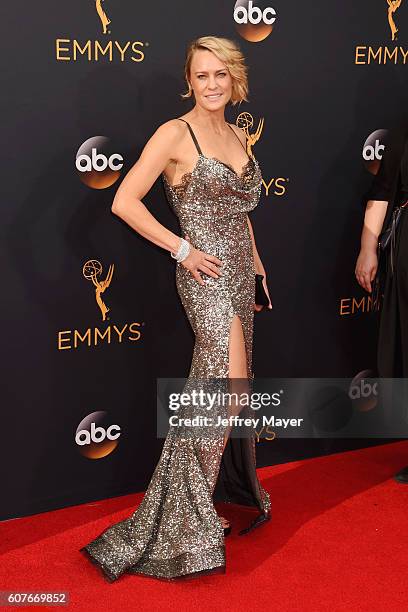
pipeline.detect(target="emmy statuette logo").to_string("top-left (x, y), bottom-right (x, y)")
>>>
top-left (235, 112), bottom-right (264, 158)
top-left (387, 0), bottom-right (403, 41)
top-left (235, 112), bottom-right (289, 198)
top-left (355, 0), bottom-right (407, 64)
top-left (95, 0), bottom-right (112, 35)
top-left (57, 260), bottom-right (144, 351)
top-left (55, 2), bottom-right (146, 63)
top-left (83, 260), bottom-right (114, 321)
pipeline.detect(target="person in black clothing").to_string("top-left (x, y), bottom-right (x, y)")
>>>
top-left (355, 118), bottom-right (408, 483)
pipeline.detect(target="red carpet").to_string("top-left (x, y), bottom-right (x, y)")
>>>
top-left (1, 442), bottom-right (408, 611)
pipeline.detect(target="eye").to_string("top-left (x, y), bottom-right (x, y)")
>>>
top-left (197, 75), bottom-right (206, 79)
top-left (218, 72), bottom-right (227, 77)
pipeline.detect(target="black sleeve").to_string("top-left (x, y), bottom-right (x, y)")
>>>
top-left (366, 123), bottom-right (407, 202)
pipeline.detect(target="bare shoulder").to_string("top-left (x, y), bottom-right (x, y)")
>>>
top-left (228, 123), bottom-right (247, 147)
top-left (153, 118), bottom-right (186, 140)
top-left (146, 118), bottom-right (188, 158)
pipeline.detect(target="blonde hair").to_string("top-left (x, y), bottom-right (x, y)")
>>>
top-left (181, 36), bottom-right (249, 106)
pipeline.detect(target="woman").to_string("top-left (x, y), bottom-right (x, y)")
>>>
top-left (355, 117), bottom-right (408, 483)
top-left (80, 35), bottom-right (272, 582)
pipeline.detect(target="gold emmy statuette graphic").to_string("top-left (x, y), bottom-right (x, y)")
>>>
top-left (387, 0), bottom-right (403, 41)
top-left (236, 112), bottom-right (264, 157)
top-left (83, 259), bottom-right (114, 321)
top-left (95, 0), bottom-right (111, 34)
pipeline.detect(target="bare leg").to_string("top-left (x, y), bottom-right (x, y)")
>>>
top-left (218, 313), bottom-right (250, 529)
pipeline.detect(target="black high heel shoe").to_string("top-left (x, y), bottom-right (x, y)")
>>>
top-left (394, 465), bottom-right (408, 483)
top-left (238, 511), bottom-right (271, 536)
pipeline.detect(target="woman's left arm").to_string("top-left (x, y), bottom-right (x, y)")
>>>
top-left (247, 215), bottom-right (265, 275)
top-left (247, 215), bottom-right (272, 310)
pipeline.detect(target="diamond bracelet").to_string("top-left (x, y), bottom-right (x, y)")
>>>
top-left (170, 237), bottom-right (191, 262)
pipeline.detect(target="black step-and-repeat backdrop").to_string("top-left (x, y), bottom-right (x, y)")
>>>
top-left (2, 1), bottom-right (408, 519)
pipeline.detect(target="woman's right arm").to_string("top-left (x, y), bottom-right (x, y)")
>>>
top-left (355, 121), bottom-right (407, 293)
top-left (355, 200), bottom-right (388, 293)
top-left (111, 121), bottom-right (183, 253)
top-left (111, 121), bottom-right (222, 285)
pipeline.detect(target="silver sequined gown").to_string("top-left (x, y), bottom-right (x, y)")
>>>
top-left (80, 119), bottom-right (271, 581)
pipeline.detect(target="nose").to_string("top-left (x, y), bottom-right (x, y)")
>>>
top-left (207, 75), bottom-right (217, 90)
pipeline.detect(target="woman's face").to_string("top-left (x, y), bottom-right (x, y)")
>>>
top-left (188, 49), bottom-right (233, 110)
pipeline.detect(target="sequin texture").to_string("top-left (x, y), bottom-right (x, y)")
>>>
top-left (80, 123), bottom-right (271, 582)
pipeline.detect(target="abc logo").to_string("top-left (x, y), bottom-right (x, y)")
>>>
top-left (348, 370), bottom-right (378, 412)
top-left (362, 129), bottom-right (388, 175)
top-left (234, 1), bottom-right (277, 42)
top-left (76, 136), bottom-right (123, 189)
top-left (76, 411), bottom-right (121, 458)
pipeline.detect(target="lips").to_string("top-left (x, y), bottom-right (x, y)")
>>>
top-left (205, 93), bottom-right (222, 100)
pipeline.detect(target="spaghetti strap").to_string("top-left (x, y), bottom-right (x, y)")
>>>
top-left (178, 118), bottom-right (203, 155)
top-left (227, 123), bottom-right (247, 152)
